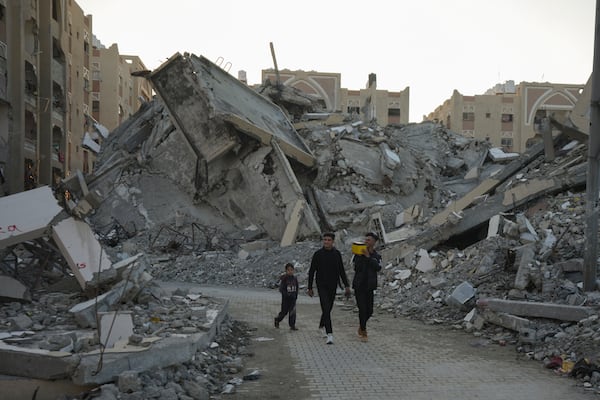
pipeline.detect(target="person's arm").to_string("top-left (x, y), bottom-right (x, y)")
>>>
top-left (279, 275), bottom-right (286, 294)
top-left (308, 252), bottom-right (317, 296)
top-left (337, 250), bottom-right (351, 297)
top-left (366, 253), bottom-right (382, 272)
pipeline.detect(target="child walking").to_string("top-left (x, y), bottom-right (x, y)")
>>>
top-left (274, 263), bottom-right (299, 330)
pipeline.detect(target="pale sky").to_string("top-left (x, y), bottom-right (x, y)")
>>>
top-left (76, 0), bottom-right (596, 123)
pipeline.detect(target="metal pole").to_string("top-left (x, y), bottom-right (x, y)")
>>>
top-left (269, 42), bottom-right (281, 88)
top-left (583, 0), bottom-right (600, 291)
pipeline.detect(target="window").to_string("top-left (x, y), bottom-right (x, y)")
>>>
top-left (485, 113), bottom-right (491, 118)
top-left (92, 100), bottom-right (100, 112)
top-left (501, 114), bottom-right (513, 122)
top-left (347, 106), bottom-right (360, 114)
top-left (501, 138), bottom-right (513, 148)
top-left (462, 112), bottom-right (475, 121)
top-left (388, 108), bottom-right (400, 117)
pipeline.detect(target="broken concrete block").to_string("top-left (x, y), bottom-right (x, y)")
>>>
top-left (0, 186), bottom-right (63, 249)
top-left (99, 311), bottom-right (134, 349)
top-left (52, 217), bottom-right (113, 289)
top-left (513, 243), bottom-right (537, 290)
top-left (464, 166), bottom-right (479, 180)
top-left (477, 298), bottom-right (595, 321)
top-left (69, 291), bottom-right (112, 328)
top-left (481, 309), bottom-right (531, 332)
top-left (487, 215), bottom-right (501, 238)
top-left (555, 258), bottom-right (583, 272)
top-left (415, 249), bottom-right (434, 273)
top-left (0, 275), bottom-right (31, 302)
top-left (446, 281), bottom-right (476, 308)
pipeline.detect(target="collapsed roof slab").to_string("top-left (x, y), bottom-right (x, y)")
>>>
top-left (0, 186), bottom-right (63, 249)
top-left (52, 217), bottom-right (112, 290)
top-left (148, 53), bottom-right (315, 168)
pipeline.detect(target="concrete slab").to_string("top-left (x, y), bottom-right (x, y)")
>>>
top-left (0, 186), bottom-right (63, 249)
top-left (148, 53), bottom-right (314, 167)
top-left (477, 298), bottom-right (594, 322)
top-left (0, 275), bottom-right (31, 302)
top-left (99, 312), bottom-right (134, 349)
top-left (52, 218), bottom-right (112, 289)
top-left (280, 199), bottom-right (304, 247)
top-left (0, 376), bottom-right (95, 400)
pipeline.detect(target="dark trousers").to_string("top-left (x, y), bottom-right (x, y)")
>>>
top-left (355, 289), bottom-right (374, 330)
top-left (317, 286), bottom-right (337, 334)
top-left (276, 295), bottom-right (297, 327)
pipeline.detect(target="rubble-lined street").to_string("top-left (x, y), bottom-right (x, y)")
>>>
top-left (1, 52), bottom-right (600, 399)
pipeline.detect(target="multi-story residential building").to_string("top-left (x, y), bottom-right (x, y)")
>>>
top-left (90, 40), bottom-right (152, 132)
top-left (427, 80), bottom-right (584, 153)
top-left (0, 0), bottom-right (151, 196)
top-left (261, 69), bottom-right (410, 126)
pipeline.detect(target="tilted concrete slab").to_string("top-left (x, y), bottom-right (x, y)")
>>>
top-left (0, 186), bottom-right (63, 249)
top-left (0, 275), bottom-right (31, 302)
top-left (52, 217), bottom-right (112, 289)
top-left (477, 298), bottom-right (595, 322)
top-left (148, 53), bottom-right (315, 168)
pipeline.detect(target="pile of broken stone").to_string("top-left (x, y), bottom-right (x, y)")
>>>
top-left (2, 52), bottom-right (600, 398)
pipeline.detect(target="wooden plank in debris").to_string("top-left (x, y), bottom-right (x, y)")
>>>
top-left (52, 217), bottom-right (112, 289)
top-left (0, 186), bottom-right (63, 249)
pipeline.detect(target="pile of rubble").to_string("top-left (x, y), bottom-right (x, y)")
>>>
top-left (1, 51), bottom-right (600, 397)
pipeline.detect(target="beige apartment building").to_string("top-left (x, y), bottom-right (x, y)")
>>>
top-left (91, 41), bottom-right (152, 132)
top-left (0, 0), bottom-right (151, 196)
top-left (427, 80), bottom-right (584, 153)
top-left (262, 69), bottom-right (410, 126)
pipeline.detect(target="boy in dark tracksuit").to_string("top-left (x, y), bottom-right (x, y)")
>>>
top-left (274, 263), bottom-right (299, 330)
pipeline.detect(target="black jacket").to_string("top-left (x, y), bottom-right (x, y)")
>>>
top-left (352, 251), bottom-right (382, 291)
top-left (308, 247), bottom-right (349, 290)
top-left (279, 274), bottom-right (298, 299)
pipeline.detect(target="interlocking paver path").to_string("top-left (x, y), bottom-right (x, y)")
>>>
top-left (189, 284), bottom-right (597, 400)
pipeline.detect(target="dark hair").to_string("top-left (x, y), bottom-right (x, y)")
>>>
top-left (366, 232), bottom-right (379, 241)
top-left (322, 232), bottom-right (335, 240)
top-left (285, 263), bottom-right (294, 270)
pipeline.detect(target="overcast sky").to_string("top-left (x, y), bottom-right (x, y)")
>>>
top-left (76, 0), bottom-right (596, 123)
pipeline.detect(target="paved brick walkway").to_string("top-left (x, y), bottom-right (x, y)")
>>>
top-left (197, 285), bottom-right (597, 400)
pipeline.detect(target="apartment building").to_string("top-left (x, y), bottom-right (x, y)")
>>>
top-left (0, 0), bottom-right (152, 196)
top-left (91, 41), bottom-right (152, 132)
top-left (427, 80), bottom-right (584, 153)
top-left (262, 69), bottom-right (410, 126)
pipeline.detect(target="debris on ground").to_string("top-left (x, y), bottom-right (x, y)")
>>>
top-left (1, 52), bottom-right (599, 397)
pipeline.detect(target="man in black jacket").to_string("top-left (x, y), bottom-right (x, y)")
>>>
top-left (308, 232), bottom-right (350, 344)
top-left (352, 232), bottom-right (382, 342)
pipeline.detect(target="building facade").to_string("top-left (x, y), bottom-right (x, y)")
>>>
top-left (427, 80), bottom-right (584, 153)
top-left (0, 0), bottom-right (151, 196)
top-left (91, 42), bottom-right (152, 132)
top-left (261, 69), bottom-right (410, 126)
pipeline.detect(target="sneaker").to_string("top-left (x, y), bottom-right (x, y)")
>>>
top-left (290, 326), bottom-right (298, 331)
top-left (326, 334), bottom-right (333, 344)
top-left (274, 318), bottom-right (279, 328)
top-left (358, 327), bottom-right (364, 338)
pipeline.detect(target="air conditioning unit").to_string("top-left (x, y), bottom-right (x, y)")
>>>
top-left (83, 67), bottom-right (89, 79)
top-left (91, 92), bottom-right (100, 101)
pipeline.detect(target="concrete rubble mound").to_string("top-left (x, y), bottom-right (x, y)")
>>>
top-left (1, 52), bottom-right (600, 397)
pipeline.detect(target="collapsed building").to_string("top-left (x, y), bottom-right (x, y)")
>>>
top-left (1, 52), bottom-right (600, 398)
